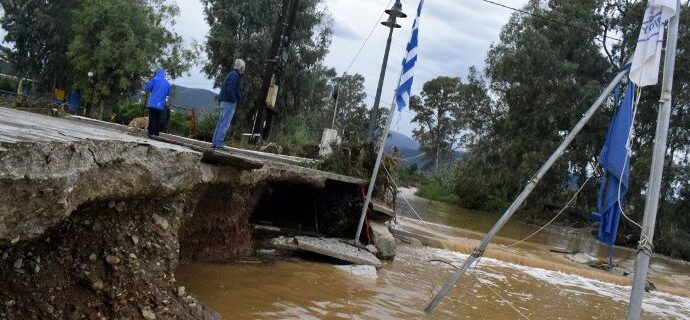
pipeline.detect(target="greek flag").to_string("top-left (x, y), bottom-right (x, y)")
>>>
top-left (395, 0), bottom-right (424, 111)
top-left (629, 0), bottom-right (677, 86)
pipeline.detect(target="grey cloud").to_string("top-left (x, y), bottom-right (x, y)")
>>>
top-left (333, 20), bottom-right (360, 40)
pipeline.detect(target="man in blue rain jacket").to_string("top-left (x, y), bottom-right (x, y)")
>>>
top-left (212, 59), bottom-right (245, 149)
top-left (144, 68), bottom-right (171, 136)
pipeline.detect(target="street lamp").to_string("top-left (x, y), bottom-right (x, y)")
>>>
top-left (87, 70), bottom-right (95, 117)
top-left (366, 0), bottom-right (406, 141)
top-left (354, 0), bottom-right (406, 244)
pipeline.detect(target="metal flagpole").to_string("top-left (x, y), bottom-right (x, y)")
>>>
top-left (354, 73), bottom-right (402, 243)
top-left (424, 65), bottom-right (632, 314)
top-left (626, 1), bottom-right (681, 318)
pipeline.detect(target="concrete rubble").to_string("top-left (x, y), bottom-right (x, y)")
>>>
top-left (294, 236), bottom-right (382, 267)
top-left (270, 236), bottom-right (383, 267)
top-left (369, 222), bottom-right (397, 260)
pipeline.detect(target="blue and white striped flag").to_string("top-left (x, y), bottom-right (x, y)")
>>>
top-left (395, 0), bottom-right (424, 111)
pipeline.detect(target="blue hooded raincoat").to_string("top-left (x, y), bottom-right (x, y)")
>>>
top-left (145, 69), bottom-right (171, 110)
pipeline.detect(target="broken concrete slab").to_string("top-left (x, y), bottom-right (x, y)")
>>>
top-left (389, 225), bottom-right (433, 247)
top-left (565, 252), bottom-right (597, 265)
top-left (253, 224), bottom-right (282, 233)
top-left (271, 236), bottom-right (299, 251)
top-left (370, 199), bottom-right (395, 219)
top-left (369, 222), bottom-right (396, 260)
top-left (294, 236), bottom-right (381, 267)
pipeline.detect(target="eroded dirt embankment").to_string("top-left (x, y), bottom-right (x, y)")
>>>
top-left (0, 107), bottom-right (364, 319)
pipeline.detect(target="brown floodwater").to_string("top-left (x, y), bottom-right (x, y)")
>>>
top-left (176, 188), bottom-right (690, 319)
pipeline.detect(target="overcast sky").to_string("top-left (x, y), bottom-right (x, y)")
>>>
top-left (1, 0), bottom-right (527, 137)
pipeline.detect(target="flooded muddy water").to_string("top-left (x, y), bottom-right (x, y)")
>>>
top-left (176, 188), bottom-right (690, 319)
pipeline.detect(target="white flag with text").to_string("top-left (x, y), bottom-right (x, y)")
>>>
top-left (629, 0), bottom-right (677, 86)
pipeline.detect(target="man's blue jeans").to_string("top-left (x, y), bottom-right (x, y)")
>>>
top-left (211, 101), bottom-right (236, 148)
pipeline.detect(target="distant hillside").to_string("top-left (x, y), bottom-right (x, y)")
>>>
top-left (170, 85), bottom-right (217, 114)
top-left (384, 131), bottom-right (463, 170)
top-left (385, 131), bottom-right (419, 151)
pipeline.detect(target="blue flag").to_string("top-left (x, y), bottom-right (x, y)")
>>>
top-left (591, 82), bottom-right (634, 256)
top-left (395, 0), bottom-right (424, 111)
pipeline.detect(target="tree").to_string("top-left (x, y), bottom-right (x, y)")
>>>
top-left (455, 0), bottom-right (610, 211)
top-left (0, 0), bottom-right (79, 91)
top-left (68, 0), bottom-right (193, 119)
top-left (201, 0), bottom-right (333, 136)
top-left (410, 76), bottom-right (463, 170)
top-left (456, 66), bottom-right (494, 146)
top-left (331, 73), bottom-right (369, 143)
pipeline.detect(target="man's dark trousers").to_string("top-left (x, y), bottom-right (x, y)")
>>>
top-left (148, 107), bottom-right (164, 136)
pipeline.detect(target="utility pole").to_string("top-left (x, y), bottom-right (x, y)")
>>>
top-left (626, 1), bottom-right (681, 319)
top-left (251, 0), bottom-right (301, 141)
top-left (251, 0), bottom-right (289, 142)
top-left (366, 0), bottom-right (406, 142)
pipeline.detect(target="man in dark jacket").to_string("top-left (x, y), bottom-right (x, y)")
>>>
top-left (144, 68), bottom-right (171, 136)
top-left (212, 59), bottom-right (245, 149)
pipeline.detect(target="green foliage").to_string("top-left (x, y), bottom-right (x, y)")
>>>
top-left (271, 115), bottom-right (320, 157)
top-left (195, 110), bottom-right (220, 142)
top-left (331, 73), bottom-right (370, 144)
top-left (447, 1), bottom-right (690, 260)
top-left (201, 0), bottom-right (334, 136)
top-left (317, 143), bottom-right (376, 179)
top-left (0, 77), bottom-right (18, 92)
top-left (455, 0), bottom-right (609, 212)
top-left (112, 101), bottom-right (147, 125)
top-left (68, 0), bottom-right (193, 119)
top-left (396, 163), bottom-right (419, 187)
top-left (167, 111), bottom-right (189, 136)
top-left (417, 166), bottom-right (459, 204)
top-left (596, 1), bottom-right (690, 257)
top-left (410, 76), bottom-right (463, 170)
top-left (0, 0), bottom-right (78, 91)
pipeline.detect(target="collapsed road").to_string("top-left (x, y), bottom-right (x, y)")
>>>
top-left (0, 107), bottom-right (396, 319)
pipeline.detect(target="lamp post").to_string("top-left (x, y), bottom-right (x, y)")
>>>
top-left (86, 70), bottom-right (95, 117)
top-left (366, 0), bottom-right (406, 141)
top-left (355, 0), bottom-right (406, 244)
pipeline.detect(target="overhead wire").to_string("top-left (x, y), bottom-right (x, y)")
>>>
top-left (475, 0), bottom-right (623, 43)
top-left (331, 0), bottom-right (393, 132)
top-left (343, 0), bottom-right (395, 75)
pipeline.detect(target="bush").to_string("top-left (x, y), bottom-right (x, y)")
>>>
top-left (113, 101), bottom-right (146, 125)
top-left (0, 77), bottom-right (18, 93)
top-left (271, 115), bottom-right (321, 157)
top-left (167, 110), bottom-right (189, 136)
top-left (196, 110), bottom-right (220, 142)
top-left (396, 163), bottom-right (419, 187)
top-left (416, 166), bottom-right (459, 204)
